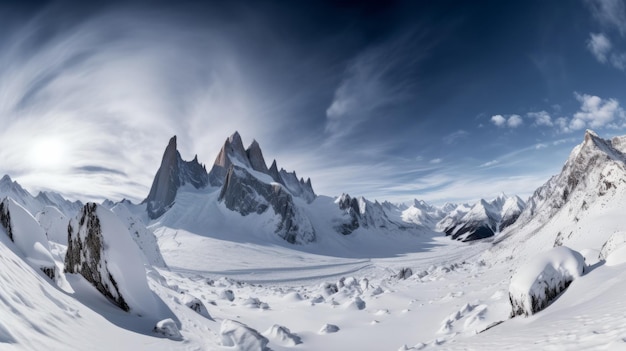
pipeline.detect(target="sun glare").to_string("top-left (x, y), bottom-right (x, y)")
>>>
top-left (30, 138), bottom-right (66, 169)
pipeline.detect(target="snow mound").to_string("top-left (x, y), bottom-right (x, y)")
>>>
top-left (153, 318), bottom-right (182, 340)
top-left (220, 319), bottom-right (270, 351)
top-left (599, 232), bottom-right (626, 261)
top-left (0, 197), bottom-right (56, 279)
top-left (263, 324), bottom-right (302, 346)
top-left (219, 289), bottom-right (235, 301)
top-left (65, 203), bottom-right (158, 314)
top-left (343, 296), bottom-right (366, 310)
top-left (509, 246), bottom-right (584, 317)
top-left (319, 323), bottom-right (340, 334)
top-left (181, 293), bottom-right (212, 319)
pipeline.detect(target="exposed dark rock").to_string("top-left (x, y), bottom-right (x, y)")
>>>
top-left (395, 267), bottom-right (413, 280)
top-left (0, 200), bottom-right (13, 241)
top-left (209, 132), bottom-right (250, 186)
top-left (65, 203), bottom-right (129, 311)
top-left (143, 136), bottom-right (209, 219)
top-left (335, 193), bottom-right (402, 235)
top-left (218, 166), bottom-right (315, 244)
top-left (245, 140), bottom-right (269, 174)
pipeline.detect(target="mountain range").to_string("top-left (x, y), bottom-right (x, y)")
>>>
top-left (1, 129), bottom-right (626, 350)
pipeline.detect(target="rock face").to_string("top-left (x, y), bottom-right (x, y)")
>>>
top-left (209, 132), bottom-right (316, 203)
top-left (438, 194), bottom-right (525, 241)
top-left (144, 136), bottom-right (209, 219)
top-left (65, 203), bottom-right (157, 313)
top-left (218, 166), bottom-right (315, 244)
top-left (335, 193), bottom-right (405, 235)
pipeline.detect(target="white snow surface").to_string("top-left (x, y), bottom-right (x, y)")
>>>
top-left (2, 198), bottom-right (55, 273)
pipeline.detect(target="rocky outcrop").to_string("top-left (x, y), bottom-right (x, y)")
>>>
top-left (143, 136), bottom-right (209, 219)
top-left (65, 203), bottom-right (130, 311)
top-left (509, 247), bottom-right (584, 317)
top-left (218, 166), bottom-right (315, 244)
top-left (65, 203), bottom-right (157, 313)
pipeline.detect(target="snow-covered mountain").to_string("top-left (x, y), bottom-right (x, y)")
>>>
top-left (0, 175), bottom-right (83, 218)
top-left (438, 194), bottom-right (525, 241)
top-left (492, 130), bottom-right (626, 256)
top-left (147, 132), bottom-right (422, 244)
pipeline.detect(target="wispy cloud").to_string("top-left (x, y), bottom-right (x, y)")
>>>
top-left (0, 4), bottom-right (276, 201)
top-left (442, 130), bottom-right (469, 145)
top-left (480, 160), bottom-right (499, 167)
top-left (586, 0), bottom-right (626, 36)
top-left (325, 31), bottom-right (428, 140)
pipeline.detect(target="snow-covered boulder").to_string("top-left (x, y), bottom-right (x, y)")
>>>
top-left (181, 293), bottom-right (212, 319)
top-left (319, 323), bottom-right (340, 334)
top-left (263, 324), bottom-right (302, 346)
top-left (599, 232), bottom-right (626, 261)
top-left (509, 246), bottom-right (584, 317)
top-left (0, 197), bottom-right (56, 279)
top-left (64, 203), bottom-right (157, 313)
top-left (153, 318), bottom-right (182, 340)
top-left (220, 320), bottom-right (270, 351)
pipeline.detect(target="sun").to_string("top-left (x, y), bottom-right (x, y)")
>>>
top-left (30, 138), bottom-right (66, 169)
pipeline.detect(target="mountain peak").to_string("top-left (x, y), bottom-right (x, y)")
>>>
top-left (246, 139), bottom-right (269, 174)
top-left (584, 129), bottom-right (598, 142)
top-left (143, 136), bottom-right (208, 219)
top-left (0, 174), bottom-right (12, 185)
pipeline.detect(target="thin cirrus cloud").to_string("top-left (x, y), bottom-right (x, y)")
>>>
top-left (0, 4), bottom-right (281, 202)
top-left (325, 30), bottom-right (429, 141)
top-left (585, 0), bottom-right (626, 70)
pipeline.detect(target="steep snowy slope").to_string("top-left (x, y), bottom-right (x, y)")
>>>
top-left (491, 130), bottom-right (626, 259)
top-left (439, 194), bottom-right (525, 241)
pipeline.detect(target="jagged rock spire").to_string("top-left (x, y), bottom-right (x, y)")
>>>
top-left (143, 135), bottom-right (208, 219)
top-left (246, 139), bottom-right (269, 174)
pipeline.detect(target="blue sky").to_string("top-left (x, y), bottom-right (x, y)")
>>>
top-left (0, 0), bottom-right (625, 204)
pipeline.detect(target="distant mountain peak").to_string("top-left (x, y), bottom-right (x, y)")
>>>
top-left (143, 135), bottom-right (209, 219)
